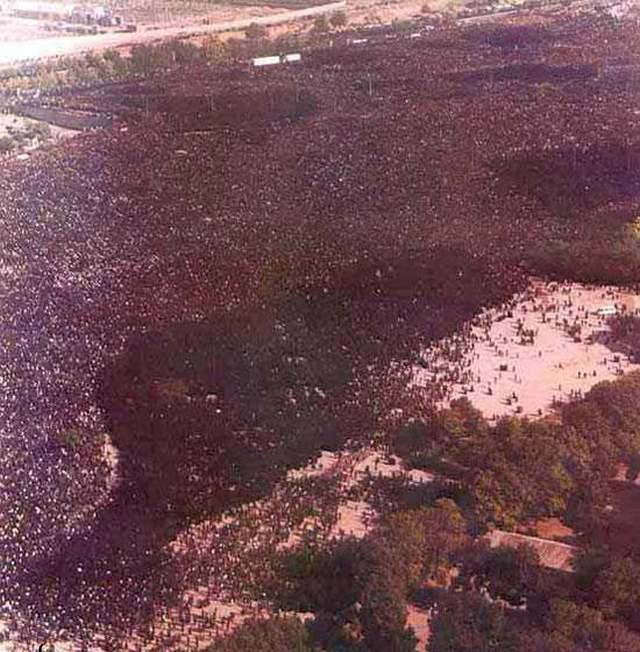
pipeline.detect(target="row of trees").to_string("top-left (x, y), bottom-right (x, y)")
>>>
top-left (208, 499), bottom-right (467, 652)
top-left (528, 229), bottom-right (640, 287)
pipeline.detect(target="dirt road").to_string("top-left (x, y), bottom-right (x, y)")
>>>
top-left (0, 1), bottom-right (346, 66)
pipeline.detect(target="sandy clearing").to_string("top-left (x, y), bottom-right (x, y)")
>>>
top-left (406, 604), bottom-right (431, 650)
top-left (415, 279), bottom-right (640, 420)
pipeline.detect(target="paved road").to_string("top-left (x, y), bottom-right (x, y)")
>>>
top-left (0, 1), bottom-right (346, 66)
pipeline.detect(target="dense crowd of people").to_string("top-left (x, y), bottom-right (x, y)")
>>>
top-left (0, 9), bottom-right (639, 650)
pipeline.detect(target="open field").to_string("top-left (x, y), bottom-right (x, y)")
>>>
top-left (1, 6), bottom-right (640, 650)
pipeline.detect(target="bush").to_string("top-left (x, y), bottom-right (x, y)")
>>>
top-left (392, 19), bottom-right (413, 32)
top-left (313, 14), bottom-right (330, 33)
top-left (102, 48), bottom-right (121, 62)
top-left (330, 11), bottom-right (347, 28)
top-left (130, 43), bottom-right (172, 75)
top-left (168, 39), bottom-right (202, 64)
top-left (457, 542), bottom-right (543, 608)
top-left (0, 136), bottom-right (15, 154)
top-left (23, 120), bottom-right (51, 141)
top-left (428, 592), bottom-right (521, 652)
top-left (245, 22), bottom-right (268, 40)
top-left (201, 36), bottom-right (227, 63)
top-left (206, 616), bottom-right (318, 652)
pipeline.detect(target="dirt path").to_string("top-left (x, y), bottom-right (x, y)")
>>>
top-left (0, 1), bottom-right (346, 65)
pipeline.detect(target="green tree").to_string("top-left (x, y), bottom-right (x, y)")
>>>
top-left (394, 420), bottom-right (429, 457)
top-left (428, 592), bottom-right (521, 652)
top-left (245, 22), bottom-right (268, 40)
top-left (469, 418), bottom-right (573, 529)
top-left (457, 542), bottom-right (542, 608)
top-left (206, 616), bottom-right (321, 652)
top-left (594, 557), bottom-right (640, 628)
top-left (573, 545), bottom-right (611, 592)
top-left (538, 599), bottom-right (640, 651)
top-left (330, 11), bottom-right (347, 28)
top-left (360, 556), bottom-right (417, 652)
top-left (313, 14), bottom-right (330, 33)
top-left (169, 39), bottom-right (202, 64)
top-left (275, 537), bottom-right (375, 614)
top-left (202, 36), bottom-right (227, 63)
top-left (0, 136), bottom-right (15, 154)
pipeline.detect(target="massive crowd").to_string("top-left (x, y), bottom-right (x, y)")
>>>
top-left (0, 9), bottom-right (639, 650)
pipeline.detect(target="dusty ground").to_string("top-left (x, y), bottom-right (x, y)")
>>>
top-left (0, 113), bottom-right (75, 164)
top-left (0, 1), bottom-right (345, 64)
top-left (0, 16), bottom-right (54, 42)
top-left (406, 604), bottom-right (431, 650)
top-left (415, 279), bottom-right (640, 420)
top-left (110, 0), bottom-right (282, 26)
top-left (347, 0), bottom-right (456, 26)
top-left (0, 112), bottom-right (73, 144)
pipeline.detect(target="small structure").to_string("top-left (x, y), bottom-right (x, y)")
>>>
top-left (253, 55), bottom-right (281, 67)
top-left (252, 52), bottom-right (302, 67)
top-left (10, 1), bottom-right (74, 20)
top-left (9, 0), bottom-right (113, 24)
top-left (486, 530), bottom-right (577, 573)
top-left (282, 53), bottom-right (301, 63)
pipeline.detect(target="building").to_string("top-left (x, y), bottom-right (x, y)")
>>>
top-left (7, 1), bottom-right (112, 24)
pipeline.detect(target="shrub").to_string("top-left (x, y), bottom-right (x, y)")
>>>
top-left (102, 48), bottom-right (121, 62)
top-left (392, 18), bottom-right (412, 32)
top-left (245, 22), bottom-right (268, 40)
top-left (313, 14), bottom-right (330, 33)
top-left (0, 136), bottom-right (15, 154)
top-left (206, 615), bottom-right (317, 652)
top-left (201, 36), bottom-right (227, 63)
top-left (330, 11), bottom-right (347, 28)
